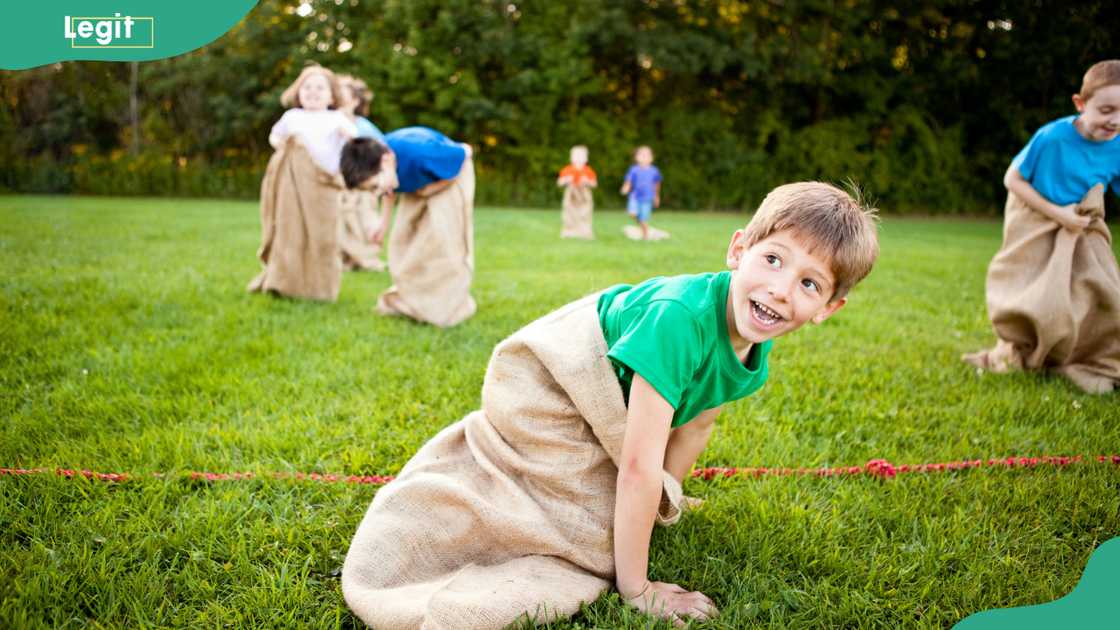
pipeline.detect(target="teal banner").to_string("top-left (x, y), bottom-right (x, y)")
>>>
top-left (955, 537), bottom-right (1120, 628)
top-left (0, 1), bottom-right (258, 70)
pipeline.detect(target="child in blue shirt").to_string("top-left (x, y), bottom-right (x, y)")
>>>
top-left (621, 146), bottom-right (662, 240)
top-left (963, 60), bottom-right (1120, 393)
top-left (340, 129), bottom-right (477, 327)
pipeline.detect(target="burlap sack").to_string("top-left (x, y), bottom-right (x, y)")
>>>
top-left (560, 185), bottom-right (594, 239)
top-left (342, 294), bottom-right (685, 629)
top-left (339, 189), bottom-right (386, 272)
top-left (247, 138), bottom-right (344, 301)
top-left (377, 158), bottom-right (476, 327)
top-left (965, 184), bottom-right (1120, 393)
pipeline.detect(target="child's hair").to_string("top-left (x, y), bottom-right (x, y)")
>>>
top-left (280, 64), bottom-right (344, 109)
top-left (339, 74), bottom-right (373, 116)
top-left (340, 137), bottom-right (390, 189)
top-left (1079, 60), bottom-right (1120, 100)
top-left (743, 182), bottom-right (879, 301)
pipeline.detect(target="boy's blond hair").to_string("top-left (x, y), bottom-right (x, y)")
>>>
top-left (280, 64), bottom-right (344, 109)
top-left (743, 182), bottom-right (879, 300)
top-left (1079, 60), bottom-right (1120, 100)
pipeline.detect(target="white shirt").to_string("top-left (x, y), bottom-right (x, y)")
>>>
top-left (269, 108), bottom-right (358, 174)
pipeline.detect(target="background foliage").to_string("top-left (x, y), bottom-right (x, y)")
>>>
top-left (1, 0), bottom-right (1118, 212)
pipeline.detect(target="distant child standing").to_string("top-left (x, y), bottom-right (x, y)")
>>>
top-left (963, 60), bottom-right (1120, 393)
top-left (557, 145), bottom-right (598, 239)
top-left (621, 146), bottom-right (662, 240)
top-left (336, 75), bottom-right (388, 272)
top-left (248, 64), bottom-right (357, 301)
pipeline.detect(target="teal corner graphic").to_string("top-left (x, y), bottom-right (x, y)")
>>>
top-left (1, 1), bottom-right (258, 70)
top-left (955, 537), bottom-right (1120, 628)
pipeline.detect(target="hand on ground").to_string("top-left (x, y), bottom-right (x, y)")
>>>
top-left (623, 581), bottom-right (718, 627)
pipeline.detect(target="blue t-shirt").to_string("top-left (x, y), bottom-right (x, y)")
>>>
top-left (355, 117), bottom-right (386, 144)
top-left (1011, 115), bottom-right (1120, 205)
top-left (384, 127), bottom-right (467, 194)
top-left (624, 165), bottom-right (662, 202)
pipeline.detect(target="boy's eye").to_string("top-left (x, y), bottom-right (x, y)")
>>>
top-left (802, 278), bottom-right (820, 293)
top-left (764, 254), bottom-right (781, 268)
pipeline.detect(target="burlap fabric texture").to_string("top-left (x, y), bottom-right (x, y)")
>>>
top-left (338, 189), bottom-right (386, 272)
top-left (247, 138), bottom-right (344, 301)
top-left (560, 184), bottom-right (594, 239)
top-left (377, 157), bottom-right (476, 327)
top-left (966, 184), bottom-right (1120, 393)
top-left (342, 294), bottom-right (685, 629)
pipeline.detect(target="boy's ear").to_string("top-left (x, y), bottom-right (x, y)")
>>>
top-left (1072, 93), bottom-right (1086, 113)
top-left (812, 296), bottom-right (846, 324)
top-left (725, 229), bottom-right (747, 269)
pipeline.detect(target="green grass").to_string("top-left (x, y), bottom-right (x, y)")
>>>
top-left (1, 195), bottom-right (1118, 629)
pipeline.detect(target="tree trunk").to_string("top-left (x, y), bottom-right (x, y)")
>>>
top-left (130, 62), bottom-right (140, 155)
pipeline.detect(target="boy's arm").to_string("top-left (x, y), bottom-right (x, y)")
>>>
top-left (1004, 165), bottom-right (1089, 232)
top-left (370, 191), bottom-right (395, 245)
top-left (654, 181), bottom-right (662, 208)
top-left (614, 374), bottom-right (717, 623)
top-left (268, 111), bottom-right (293, 150)
top-left (414, 178), bottom-right (455, 198)
top-left (663, 406), bottom-right (719, 484)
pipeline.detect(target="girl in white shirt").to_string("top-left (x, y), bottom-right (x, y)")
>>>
top-left (268, 64), bottom-right (357, 174)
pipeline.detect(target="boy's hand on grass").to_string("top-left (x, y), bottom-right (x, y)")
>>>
top-left (623, 581), bottom-right (718, 627)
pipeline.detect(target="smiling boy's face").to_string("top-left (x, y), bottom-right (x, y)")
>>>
top-left (1073, 84), bottom-right (1120, 142)
top-left (725, 228), bottom-right (845, 347)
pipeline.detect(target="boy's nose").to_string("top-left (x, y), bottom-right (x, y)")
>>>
top-left (768, 279), bottom-right (793, 302)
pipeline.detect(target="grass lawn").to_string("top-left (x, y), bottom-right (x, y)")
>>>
top-left (1, 195), bottom-right (1118, 629)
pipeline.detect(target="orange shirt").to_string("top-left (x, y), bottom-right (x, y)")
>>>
top-left (559, 164), bottom-right (597, 187)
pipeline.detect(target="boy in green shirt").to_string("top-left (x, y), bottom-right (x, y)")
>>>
top-left (342, 182), bottom-right (880, 629)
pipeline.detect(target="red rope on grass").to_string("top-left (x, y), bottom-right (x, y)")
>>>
top-left (2, 455), bottom-right (1118, 486)
top-left (692, 454), bottom-right (1120, 481)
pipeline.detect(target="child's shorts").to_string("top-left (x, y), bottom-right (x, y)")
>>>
top-left (627, 197), bottom-right (653, 222)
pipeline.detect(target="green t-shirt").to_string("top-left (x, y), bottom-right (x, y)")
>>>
top-left (597, 271), bottom-right (772, 427)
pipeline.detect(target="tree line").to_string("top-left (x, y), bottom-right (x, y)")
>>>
top-left (1, 0), bottom-right (1116, 213)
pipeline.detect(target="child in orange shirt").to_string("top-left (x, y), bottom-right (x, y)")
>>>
top-left (557, 145), bottom-right (598, 239)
